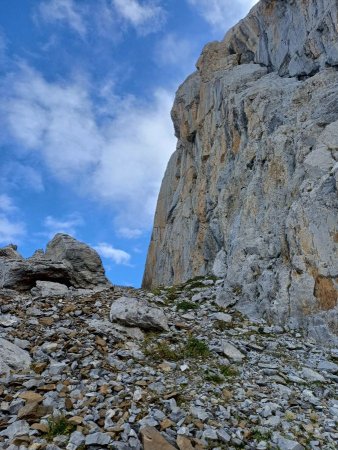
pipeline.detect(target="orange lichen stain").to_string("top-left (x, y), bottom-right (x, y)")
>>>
top-left (314, 276), bottom-right (337, 311)
top-left (232, 128), bottom-right (241, 154)
top-left (333, 232), bottom-right (338, 243)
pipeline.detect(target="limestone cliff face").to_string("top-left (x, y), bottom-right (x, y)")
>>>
top-left (143, 0), bottom-right (338, 340)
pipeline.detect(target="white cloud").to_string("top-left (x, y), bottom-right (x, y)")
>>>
top-left (1, 65), bottom-right (176, 231)
top-left (0, 195), bottom-right (26, 245)
top-left (43, 214), bottom-right (84, 237)
top-left (112, 0), bottom-right (166, 34)
top-left (187, 0), bottom-right (258, 31)
top-left (0, 194), bottom-right (17, 213)
top-left (38, 0), bottom-right (87, 37)
top-left (0, 216), bottom-right (26, 245)
top-left (94, 242), bottom-right (131, 265)
top-left (118, 227), bottom-right (143, 239)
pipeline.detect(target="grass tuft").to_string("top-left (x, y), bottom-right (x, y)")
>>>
top-left (220, 365), bottom-right (238, 377)
top-left (177, 300), bottom-right (198, 311)
top-left (45, 416), bottom-right (75, 441)
top-left (184, 336), bottom-right (210, 358)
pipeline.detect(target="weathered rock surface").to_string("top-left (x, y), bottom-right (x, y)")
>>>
top-left (110, 296), bottom-right (169, 331)
top-left (0, 234), bottom-right (111, 291)
top-left (143, 0), bottom-right (338, 341)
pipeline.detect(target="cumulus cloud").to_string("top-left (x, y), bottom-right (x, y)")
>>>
top-left (37, 0), bottom-right (166, 38)
top-left (94, 242), bottom-right (131, 265)
top-left (187, 0), bottom-right (258, 31)
top-left (1, 64), bottom-right (176, 230)
top-left (43, 213), bottom-right (84, 237)
top-left (38, 0), bottom-right (87, 37)
top-left (112, 0), bottom-right (166, 34)
top-left (0, 195), bottom-right (26, 244)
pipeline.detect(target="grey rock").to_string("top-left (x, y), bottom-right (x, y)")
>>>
top-left (221, 341), bottom-right (245, 362)
top-left (0, 314), bottom-right (20, 327)
top-left (0, 420), bottom-right (30, 439)
top-left (85, 432), bottom-right (111, 446)
top-left (276, 435), bottom-right (304, 450)
top-left (110, 297), bottom-right (169, 331)
top-left (302, 367), bottom-right (325, 382)
top-left (190, 406), bottom-right (209, 421)
top-left (66, 431), bottom-right (85, 450)
top-left (0, 338), bottom-right (32, 375)
top-left (213, 312), bottom-right (232, 323)
top-left (317, 360), bottom-right (338, 373)
top-left (31, 281), bottom-right (69, 298)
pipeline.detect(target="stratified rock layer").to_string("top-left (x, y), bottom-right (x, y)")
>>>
top-left (143, 0), bottom-right (338, 340)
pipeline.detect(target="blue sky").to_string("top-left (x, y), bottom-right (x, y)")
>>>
top-left (0, 0), bottom-right (257, 287)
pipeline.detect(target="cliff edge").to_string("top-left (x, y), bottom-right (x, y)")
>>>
top-left (143, 0), bottom-right (338, 340)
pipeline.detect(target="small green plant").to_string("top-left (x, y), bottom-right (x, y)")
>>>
top-left (215, 320), bottom-right (230, 331)
top-left (251, 429), bottom-right (272, 441)
top-left (143, 340), bottom-right (179, 361)
top-left (187, 281), bottom-right (206, 290)
top-left (45, 416), bottom-right (75, 441)
top-left (284, 410), bottom-right (296, 421)
top-left (205, 371), bottom-right (224, 384)
top-left (184, 336), bottom-right (210, 358)
top-left (151, 286), bottom-right (163, 296)
top-left (177, 300), bottom-right (198, 311)
top-left (220, 365), bottom-right (238, 377)
top-left (166, 286), bottom-right (178, 301)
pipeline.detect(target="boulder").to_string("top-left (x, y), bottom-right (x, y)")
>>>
top-left (0, 233), bottom-right (111, 291)
top-left (110, 297), bottom-right (169, 331)
top-left (0, 338), bottom-right (32, 375)
top-left (45, 233), bottom-right (110, 288)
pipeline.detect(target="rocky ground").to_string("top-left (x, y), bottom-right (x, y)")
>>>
top-left (1, 277), bottom-right (338, 450)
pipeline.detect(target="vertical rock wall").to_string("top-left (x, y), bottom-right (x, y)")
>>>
top-left (143, 0), bottom-right (338, 340)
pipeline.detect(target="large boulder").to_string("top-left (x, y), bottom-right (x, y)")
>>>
top-left (45, 233), bottom-right (110, 288)
top-left (110, 297), bottom-right (169, 331)
top-left (0, 234), bottom-right (111, 291)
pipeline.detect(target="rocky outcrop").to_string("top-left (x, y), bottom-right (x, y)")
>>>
top-left (0, 234), bottom-right (111, 291)
top-left (143, 0), bottom-right (338, 340)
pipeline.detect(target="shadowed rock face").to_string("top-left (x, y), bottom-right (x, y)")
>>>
top-left (143, 0), bottom-right (338, 340)
top-left (0, 234), bottom-right (111, 291)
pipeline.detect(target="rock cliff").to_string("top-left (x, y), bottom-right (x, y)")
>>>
top-left (143, 0), bottom-right (338, 340)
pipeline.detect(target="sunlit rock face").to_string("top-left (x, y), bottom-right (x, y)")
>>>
top-left (143, 0), bottom-right (338, 340)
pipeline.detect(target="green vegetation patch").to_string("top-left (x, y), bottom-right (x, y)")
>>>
top-left (183, 336), bottom-right (210, 358)
top-left (176, 300), bottom-right (199, 311)
top-left (220, 365), bottom-right (238, 377)
top-left (45, 416), bottom-right (75, 441)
